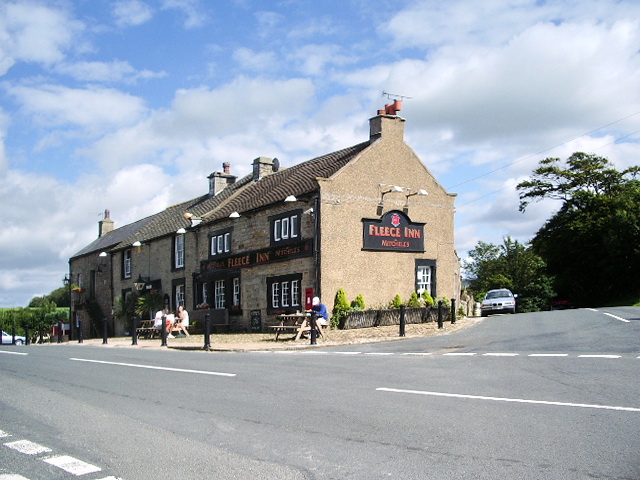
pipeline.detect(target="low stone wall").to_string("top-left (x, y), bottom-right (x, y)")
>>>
top-left (341, 306), bottom-right (450, 329)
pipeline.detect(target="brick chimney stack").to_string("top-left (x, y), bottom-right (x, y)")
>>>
top-left (98, 209), bottom-right (114, 237)
top-left (208, 163), bottom-right (237, 196)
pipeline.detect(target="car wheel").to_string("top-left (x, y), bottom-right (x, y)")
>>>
top-left (481, 312), bottom-right (488, 317)
top-left (14, 339), bottom-right (24, 345)
top-left (510, 309), bottom-right (516, 314)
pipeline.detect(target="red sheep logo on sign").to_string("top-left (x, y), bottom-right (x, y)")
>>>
top-left (391, 213), bottom-right (401, 228)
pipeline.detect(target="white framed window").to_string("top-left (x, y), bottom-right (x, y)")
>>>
top-left (267, 274), bottom-right (302, 311)
top-left (175, 284), bottom-right (185, 309)
top-left (291, 280), bottom-right (300, 307)
top-left (123, 250), bottom-right (131, 279)
top-left (271, 282), bottom-right (280, 308)
top-left (77, 273), bottom-right (83, 287)
top-left (175, 235), bottom-right (185, 268)
top-left (416, 262), bottom-right (435, 297)
top-left (281, 282), bottom-right (290, 307)
top-left (210, 231), bottom-right (231, 256)
top-left (271, 211), bottom-right (301, 244)
top-left (214, 279), bottom-right (225, 309)
top-left (202, 283), bottom-right (208, 305)
top-left (232, 278), bottom-right (240, 307)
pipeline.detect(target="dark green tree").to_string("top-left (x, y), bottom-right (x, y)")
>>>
top-left (517, 152), bottom-right (640, 306)
top-left (465, 237), bottom-right (555, 311)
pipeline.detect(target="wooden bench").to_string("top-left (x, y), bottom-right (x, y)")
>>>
top-left (269, 324), bottom-right (303, 341)
top-left (136, 320), bottom-right (160, 339)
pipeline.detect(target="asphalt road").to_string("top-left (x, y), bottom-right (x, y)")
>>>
top-left (1, 306), bottom-right (639, 480)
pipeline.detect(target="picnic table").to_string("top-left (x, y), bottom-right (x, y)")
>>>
top-left (269, 313), bottom-right (329, 341)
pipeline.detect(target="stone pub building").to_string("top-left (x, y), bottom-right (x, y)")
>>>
top-left (69, 104), bottom-right (460, 337)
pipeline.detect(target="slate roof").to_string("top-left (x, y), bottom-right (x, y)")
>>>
top-left (71, 140), bottom-right (371, 259)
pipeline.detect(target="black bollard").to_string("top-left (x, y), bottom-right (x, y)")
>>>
top-left (11, 324), bottom-right (16, 345)
top-left (78, 319), bottom-right (83, 344)
top-left (203, 313), bottom-right (211, 350)
top-left (39, 323), bottom-right (44, 344)
top-left (57, 321), bottom-right (63, 343)
top-left (437, 300), bottom-right (444, 329)
top-left (310, 311), bottom-right (317, 345)
top-left (131, 316), bottom-right (138, 345)
top-left (399, 304), bottom-right (406, 337)
top-left (451, 299), bottom-right (457, 324)
top-left (160, 315), bottom-right (167, 347)
top-left (102, 317), bottom-right (108, 344)
top-left (25, 325), bottom-right (30, 346)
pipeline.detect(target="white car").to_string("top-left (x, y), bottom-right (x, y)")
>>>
top-left (1, 330), bottom-right (26, 345)
top-left (480, 289), bottom-right (517, 317)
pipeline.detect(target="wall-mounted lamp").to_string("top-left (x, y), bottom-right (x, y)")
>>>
top-left (176, 228), bottom-right (186, 234)
top-left (303, 207), bottom-right (314, 216)
top-left (377, 185), bottom-right (405, 215)
top-left (133, 274), bottom-right (146, 291)
top-left (403, 189), bottom-right (428, 213)
top-left (183, 212), bottom-right (202, 227)
top-left (284, 195), bottom-right (297, 202)
top-left (229, 211), bottom-right (240, 218)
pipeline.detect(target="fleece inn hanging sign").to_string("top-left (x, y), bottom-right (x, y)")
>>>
top-left (362, 210), bottom-right (425, 252)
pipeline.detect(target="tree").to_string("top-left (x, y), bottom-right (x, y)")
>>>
top-left (465, 237), bottom-right (554, 312)
top-left (517, 152), bottom-right (640, 306)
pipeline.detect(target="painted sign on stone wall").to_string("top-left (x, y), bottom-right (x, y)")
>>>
top-left (362, 210), bottom-right (425, 252)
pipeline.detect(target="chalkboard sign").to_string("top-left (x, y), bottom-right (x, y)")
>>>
top-left (250, 310), bottom-right (262, 332)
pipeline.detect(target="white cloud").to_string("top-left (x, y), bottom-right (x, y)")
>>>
top-left (232, 48), bottom-right (276, 72)
top-left (54, 60), bottom-right (166, 83)
top-left (0, 1), bottom-right (82, 74)
top-left (112, 0), bottom-right (154, 28)
top-left (8, 83), bottom-right (148, 132)
top-left (160, 0), bottom-right (207, 29)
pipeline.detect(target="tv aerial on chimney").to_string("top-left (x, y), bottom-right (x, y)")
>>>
top-left (382, 91), bottom-right (412, 101)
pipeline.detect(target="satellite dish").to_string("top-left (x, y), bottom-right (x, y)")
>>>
top-left (272, 157), bottom-right (280, 172)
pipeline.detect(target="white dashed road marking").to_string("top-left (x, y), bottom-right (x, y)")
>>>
top-left (69, 358), bottom-right (236, 377)
top-left (4, 440), bottom-right (51, 455)
top-left (0, 475), bottom-right (31, 479)
top-left (43, 455), bottom-right (102, 476)
top-left (529, 353), bottom-right (569, 357)
top-left (377, 388), bottom-right (640, 412)
top-left (443, 352), bottom-right (476, 356)
top-left (603, 312), bottom-right (630, 323)
top-left (483, 353), bottom-right (519, 356)
top-left (0, 351), bottom-right (28, 356)
top-left (578, 354), bottom-right (621, 359)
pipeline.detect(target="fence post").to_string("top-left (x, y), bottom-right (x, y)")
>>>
top-left (102, 317), bottom-right (108, 344)
top-left (131, 316), bottom-right (138, 345)
top-left (399, 304), bottom-right (406, 337)
top-left (451, 299), bottom-right (457, 324)
top-left (203, 313), bottom-right (211, 350)
top-left (310, 311), bottom-right (318, 345)
top-left (78, 319), bottom-right (83, 343)
top-left (160, 315), bottom-right (167, 347)
top-left (437, 301), bottom-right (444, 329)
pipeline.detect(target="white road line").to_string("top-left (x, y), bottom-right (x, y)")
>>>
top-left (587, 308), bottom-right (599, 312)
top-left (483, 353), bottom-right (519, 357)
top-left (402, 352), bottom-right (433, 356)
top-left (69, 358), bottom-right (236, 377)
top-left (4, 440), bottom-right (52, 455)
top-left (0, 475), bottom-right (30, 479)
top-left (333, 351), bottom-right (362, 355)
top-left (578, 354), bottom-right (621, 359)
top-left (443, 352), bottom-right (476, 356)
top-left (0, 351), bottom-right (28, 356)
top-left (43, 455), bottom-right (102, 476)
top-left (377, 388), bottom-right (640, 412)
top-left (603, 312), bottom-right (630, 323)
top-left (0, 430), bottom-right (11, 438)
top-left (529, 354), bottom-right (569, 357)
top-left (364, 352), bottom-right (395, 356)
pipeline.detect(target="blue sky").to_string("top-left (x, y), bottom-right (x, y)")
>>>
top-left (1, 0), bottom-right (639, 307)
